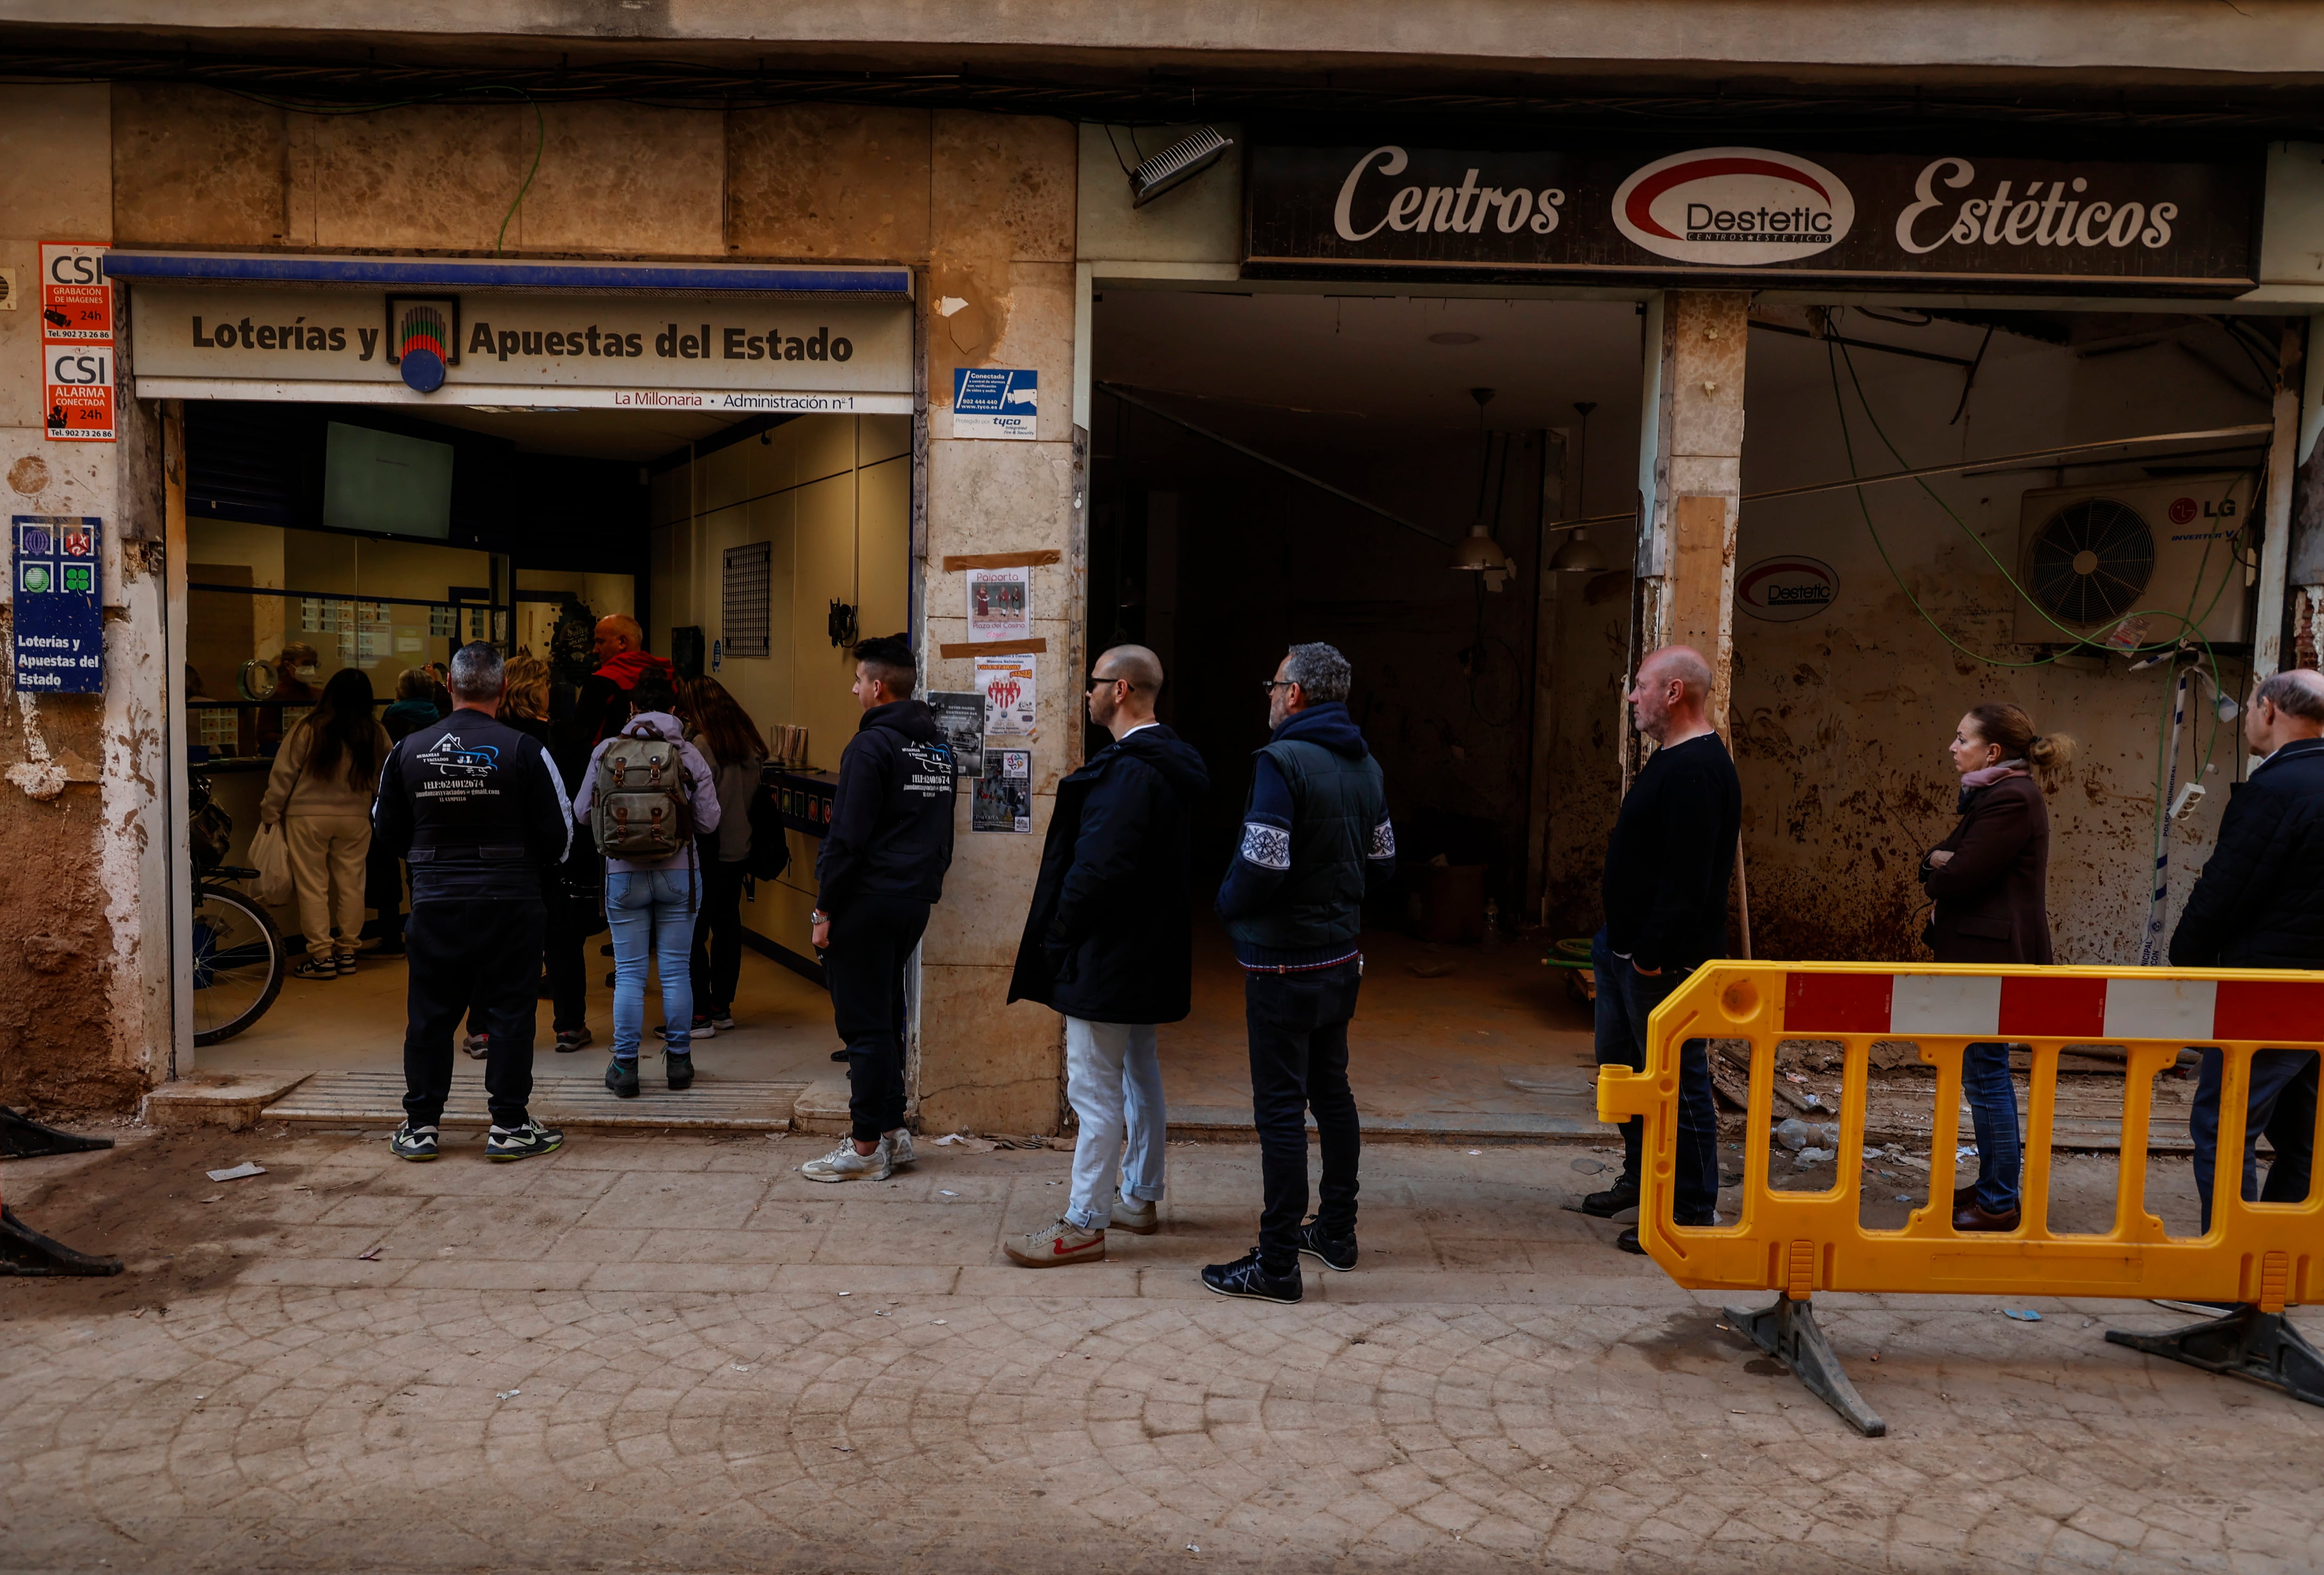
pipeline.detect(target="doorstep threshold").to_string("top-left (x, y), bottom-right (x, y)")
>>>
top-left (260, 1069), bottom-right (810, 1131)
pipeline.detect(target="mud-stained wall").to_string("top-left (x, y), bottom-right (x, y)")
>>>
top-left (1732, 310), bottom-right (2275, 964)
top-left (98, 86), bottom-right (1081, 1127)
top-left (0, 84), bottom-right (174, 1113)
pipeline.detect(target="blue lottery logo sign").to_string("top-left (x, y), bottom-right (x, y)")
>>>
top-left (951, 367), bottom-right (1038, 440)
top-left (13, 515), bottom-right (103, 693)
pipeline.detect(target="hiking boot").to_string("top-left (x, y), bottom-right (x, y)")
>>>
top-left (1005, 1218), bottom-right (1105, 1267)
top-left (1953, 1199), bottom-right (2020, 1232)
top-left (290, 958), bottom-right (338, 981)
top-left (554, 1028), bottom-right (592, 1054)
top-left (462, 1033), bottom-right (490, 1060)
top-left (801, 1137), bottom-right (891, 1184)
top-left (1110, 1194), bottom-right (1159, 1235)
top-left (1295, 1219), bottom-right (1357, 1272)
top-left (1200, 1250), bottom-right (1303, 1304)
top-left (604, 1057), bottom-right (640, 1099)
top-left (389, 1120), bottom-right (439, 1161)
top-left (884, 1128), bottom-right (915, 1169)
top-left (485, 1120), bottom-right (563, 1162)
top-left (666, 1051), bottom-right (694, 1090)
top-left (1579, 1175), bottom-right (1640, 1218)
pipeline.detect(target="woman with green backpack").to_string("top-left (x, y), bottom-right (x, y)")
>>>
top-left (571, 670), bottom-right (720, 1097)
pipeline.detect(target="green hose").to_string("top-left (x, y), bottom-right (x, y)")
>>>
top-left (1543, 937), bottom-right (1594, 970)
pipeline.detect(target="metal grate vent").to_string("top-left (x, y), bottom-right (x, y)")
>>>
top-left (2025, 497), bottom-right (2154, 628)
top-left (721, 541), bottom-right (772, 659)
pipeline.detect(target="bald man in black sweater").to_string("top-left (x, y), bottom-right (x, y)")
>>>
top-left (1585, 645), bottom-right (1741, 1254)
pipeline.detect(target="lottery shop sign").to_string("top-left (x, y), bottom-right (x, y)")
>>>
top-left (41, 243), bottom-right (115, 442)
top-left (13, 516), bottom-right (104, 694)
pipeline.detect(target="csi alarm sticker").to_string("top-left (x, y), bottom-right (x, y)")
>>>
top-left (43, 343), bottom-right (115, 443)
top-left (1612, 148), bottom-right (1854, 266)
top-left (386, 296), bottom-right (459, 393)
top-left (1737, 555), bottom-right (1839, 622)
top-left (952, 367), bottom-right (1037, 440)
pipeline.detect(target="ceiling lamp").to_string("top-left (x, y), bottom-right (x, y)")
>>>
top-left (1129, 127), bottom-right (1235, 208)
top-left (1451, 521), bottom-right (1511, 572)
top-left (1549, 528), bottom-right (1610, 573)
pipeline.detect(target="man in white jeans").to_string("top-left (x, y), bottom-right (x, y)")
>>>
top-left (1004, 646), bottom-right (1209, 1265)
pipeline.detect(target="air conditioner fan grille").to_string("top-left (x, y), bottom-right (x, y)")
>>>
top-left (2026, 498), bottom-right (2154, 629)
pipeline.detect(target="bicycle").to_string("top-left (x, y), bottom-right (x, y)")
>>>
top-left (187, 765), bottom-right (288, 1046)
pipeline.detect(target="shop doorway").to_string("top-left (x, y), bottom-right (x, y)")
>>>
top-left (177, 399), bottom-right (910, 1118)
top-left (1089, 288), bottom-right (1646, 1135)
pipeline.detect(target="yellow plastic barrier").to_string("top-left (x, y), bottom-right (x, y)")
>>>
top-left (1597, 961), bottom-right (2324, 1434)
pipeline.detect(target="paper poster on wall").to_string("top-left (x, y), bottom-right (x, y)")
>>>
top-left (973, 749), bottom-right (1033, 832)
top-left (40, 244), bottom-right (114, 444)
top-left (951, 367), bottom-right (1037, 440)
top-left (977, 652), bottom-right (1036, 737)
top-left (965, 565), bottom-right (1031, 641)
top-left (925, 690), bottom-right (986, 778)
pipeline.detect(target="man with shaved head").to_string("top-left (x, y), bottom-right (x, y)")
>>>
top-left (2170, 667), bottom-right (2324, 1230)
top-left (1005, 644), bottom-right (1208, 1265)
top-left (1585, 644), bottom-right (1742, 1254)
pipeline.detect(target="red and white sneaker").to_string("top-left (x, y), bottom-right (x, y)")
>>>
top-left (1004, 1218), bottom-right (1105, 1268)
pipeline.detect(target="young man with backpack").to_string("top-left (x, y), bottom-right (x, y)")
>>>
top-left (571, 670), bottom-right (720, 1097)
top-left (802, 633), bottom-right (955, 1182)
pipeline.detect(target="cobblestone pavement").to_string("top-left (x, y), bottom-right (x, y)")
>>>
top-left (2, 1127), bottom-right (2319, 1573)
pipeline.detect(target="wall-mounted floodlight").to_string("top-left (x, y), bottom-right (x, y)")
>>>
top-left (1129, 127), bottom-right (1235, 208)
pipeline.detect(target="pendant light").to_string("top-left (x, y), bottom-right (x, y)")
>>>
top-left (1549, 400), bottom-right (1608, 573)
top-left (1451, 387), bottom-right (1510, 572)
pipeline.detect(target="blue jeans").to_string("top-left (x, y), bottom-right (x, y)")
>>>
top-left (1960, 1042), bottom-right (2022, 1213)
top-left (2191, 1048), bottom-right (2319, 1232)
top-left (1063, 1017), bottom-right (1167, 1231)
top-left (606, 867), bottom-right (700, 1060)
top-left (1591, 929), bottom-right (1718, 1225)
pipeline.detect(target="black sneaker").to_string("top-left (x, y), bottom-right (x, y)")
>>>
top-left (604, 1057), bottom-right (640, 1099)
top-left (654, 1018), bottom-right (714, 1041)
top-left (666, 1051), bottom-right (694, 1090)
top-left (290, 958), bottom-right (339, 981)
top-left (554, 1028), bottom-right (592, 1054)
top-left (389, 1120), bottom-right (439, 1161)
top-left (710, 1013), bottom-right (735, 1031)
top-left (1201, 1251), bottom-right (1304, 1305)
top-left (485, 1120), bottom-right (563, 1162)
top-left (1295, 1219), bottom-right (1358, 1273)
top-left (1580, 1176), bottom-right (1640, 1218)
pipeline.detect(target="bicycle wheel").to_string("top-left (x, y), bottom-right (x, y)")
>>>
top-left (191, 883), bottom-right (287, 1046)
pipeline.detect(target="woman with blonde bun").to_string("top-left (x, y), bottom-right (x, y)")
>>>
top-left (1920, 702), bottom-right (2074, 1233)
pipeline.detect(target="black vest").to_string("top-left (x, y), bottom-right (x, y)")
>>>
top-left (1224, 738), bottom-right (1386, 954)
top-left (396, 714), bottom-right (559, 902)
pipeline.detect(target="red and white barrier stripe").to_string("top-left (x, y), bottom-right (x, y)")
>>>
top-left (1784, 971), bottom-right (2324, 1042)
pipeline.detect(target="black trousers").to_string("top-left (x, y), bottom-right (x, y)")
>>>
top-left (1245, 960), bottom-right (1363, 1274)
top-left (404, 898), bottom-right (544, 1130)
top-left (1591, 929), bottom-right (1719, 1225)
top-left (689, 857), bottom-right (748, 1018)
top-left (824, 896), bottom-right (928, 1143)
top-left (541, 896), bottom-right (589, 1034)
top-left (365, 841), bottom-right (406, 953)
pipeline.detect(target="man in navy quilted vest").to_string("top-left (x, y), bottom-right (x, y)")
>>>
top-left (1206, 642), bottom-right (1396, 1305)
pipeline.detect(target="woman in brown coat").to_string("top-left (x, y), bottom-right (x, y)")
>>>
top-left (1920, 702), bottom-right (2074, 1232)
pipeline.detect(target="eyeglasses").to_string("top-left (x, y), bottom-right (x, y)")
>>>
top-left (1087, 674), bottom-right (1125, 692)
top-left (1261, 679), bottom-right (1297, 694)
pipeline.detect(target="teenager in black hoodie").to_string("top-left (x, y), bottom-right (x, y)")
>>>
top-left (1004, 644), bottom-right (1209, 1267)
top-left (801, 635), bottom-right (956, 1183)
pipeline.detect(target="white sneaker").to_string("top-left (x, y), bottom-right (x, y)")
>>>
top-left (1109, 1193), bottom-right (1159, 1235)
top-left (801, 1136), bottom-right (892, 1183)
top-left (885, 1128), bottom-right (916, 1169)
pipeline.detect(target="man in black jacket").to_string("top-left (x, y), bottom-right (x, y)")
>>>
top-left (2169, 667), bottom-right (2324, 1230)
top-left (802, 634), bottom-right (956, 1183)
top-left (372, 642), bottom-right (575, 1163)
top-left (1206, 642), bottom-right (1395, 1304)
top-left (1004, 645), bottom-right (1208, 1267)
top-left (1587, 645), bottom-right (1740, 1255)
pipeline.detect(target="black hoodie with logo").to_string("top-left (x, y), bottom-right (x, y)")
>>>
top-left (1008, 723), bottom-right (1211, 1024)
top-left (815, 699), bottom-right (956, 917)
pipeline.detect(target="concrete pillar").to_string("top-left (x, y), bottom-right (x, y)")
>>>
top-left (914, 111), bottom-right (1081, 1136)
top-left (1631, 290), bottom-right (1749, 755)
top-left (0, 84), bottom-right (174, 1112)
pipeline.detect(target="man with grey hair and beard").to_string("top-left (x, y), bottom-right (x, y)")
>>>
top-left (1204, 641), bottom-right (1396, 1304)
top-left (1584, 644), bottom-right (1741, 1254)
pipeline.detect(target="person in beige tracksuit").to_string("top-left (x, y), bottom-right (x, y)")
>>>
top-left (261, 667), bottom-right (393, 979)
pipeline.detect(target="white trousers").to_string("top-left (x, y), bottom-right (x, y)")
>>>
top-left (1063, 1016), bottom-right (1166, 1230)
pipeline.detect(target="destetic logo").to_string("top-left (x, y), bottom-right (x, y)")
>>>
top-left (1613, 148), bottom-right (1854, 265)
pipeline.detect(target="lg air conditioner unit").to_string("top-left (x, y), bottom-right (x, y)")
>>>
top-left (2011, 471), bottom-right (2255, 647)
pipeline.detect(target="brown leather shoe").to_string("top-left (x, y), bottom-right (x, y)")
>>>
top-left (1953, 1199), bottom-right (2020, 1232)
top-left (1953, 1183), bottom-right (1976, 1210)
